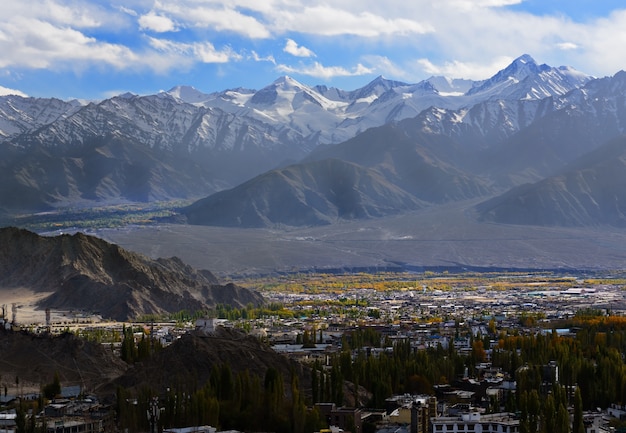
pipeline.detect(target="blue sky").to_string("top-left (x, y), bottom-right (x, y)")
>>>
top-left (1, 0), bottom-right (626, 100)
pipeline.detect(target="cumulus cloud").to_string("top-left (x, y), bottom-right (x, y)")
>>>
top-left (276, 61), bottom-right (372, 79)
top-left (2, 0), bottom-right (626, 94)
top-left (139, 11), bottom-right (177, 33)
top-left (283, 39), bottom-right (315, 57)
top-left (2, 0), bottom-right (114, 28)
top-left (573, 10), bottom-right (626, 76)
top-left (0, 17), bottom-right (137, 70)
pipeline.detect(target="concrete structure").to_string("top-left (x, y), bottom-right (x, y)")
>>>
top-left (163, 426), bottom-right (216, 433)
top-left (410, 396), bottom-right (437, 433)
top-left (315, 403), bottom-right (362, 433)
top-left (431, 412), bottom-right (519, 433)
top-left (44, 418), bottom-right (103, 433)
top-left (195, 318), bottom-right (221, 335)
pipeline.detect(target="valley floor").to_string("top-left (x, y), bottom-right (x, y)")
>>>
top-left (87, 200), bottom-right (626, 278)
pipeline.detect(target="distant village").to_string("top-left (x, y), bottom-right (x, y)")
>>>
top-left (2, 274), bottom-right (626, 433)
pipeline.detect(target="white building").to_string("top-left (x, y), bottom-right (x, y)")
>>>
top-left (195, 318), bottom-right (221, 334)
top-left (431, 412), bottom-right (519, 433)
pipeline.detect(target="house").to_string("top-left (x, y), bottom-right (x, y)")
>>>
top-left (315, 403), bottom-right (362, 433)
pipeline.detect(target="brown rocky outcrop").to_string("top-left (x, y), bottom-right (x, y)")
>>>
top-left (0, 227), bottom-right (263, 321)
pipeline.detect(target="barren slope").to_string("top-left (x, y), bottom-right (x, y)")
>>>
top-left (0, 227), bottom-right (263, 321)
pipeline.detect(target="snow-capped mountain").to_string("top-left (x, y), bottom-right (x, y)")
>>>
top-left (0, 95), bottom-right (82, 139)
top-left (0, 54), bottom-right (611, 215)
top-left (0, 54), bottom-right (591, 151)
top-left (466, 54), bottom-right (591, 100)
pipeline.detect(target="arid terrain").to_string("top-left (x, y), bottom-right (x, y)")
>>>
top-left (89, 200), bottom-right (626, 278)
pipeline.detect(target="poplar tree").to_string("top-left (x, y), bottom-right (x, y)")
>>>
top-left (573, 387), bottom-right (585, 433)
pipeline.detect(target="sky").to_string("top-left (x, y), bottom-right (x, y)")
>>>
top-left (1, 0), bottom-right (626, 100)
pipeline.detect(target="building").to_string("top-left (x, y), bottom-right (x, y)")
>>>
top-left (431, 412), bottom-right (519, 433)
top-left (163, 427), bottom-right (217, 433)
top-left (315, 403), bottom-right (362, 433)
top-left (44, 417), bottom-right (103, 433)
top-left (410, 396), bottom-right (437, 433)
top-left (195, 318), bottom-right (227, 335)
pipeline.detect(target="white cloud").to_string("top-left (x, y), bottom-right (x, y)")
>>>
top-left (148, 38), bottom-right (241, 64)
top-left (153, 2), bottom-right (271, 39)
top-left (580, 15), bottom-right (626, 76)
top-left (2, 0), bottom-right (626, 90)
top-left (416, 57), bottom-right (513, 80)
top-left (361, 55), bottom-right (410, 80)
top-left (272, 6), bottom-right (433, 37)
top-left (251, 51), bottom-right (276, 64)
top-left (276, 61), bottom-right (372, 79)
top-left (139, 11), bottom-right (177, 33)
top-left (1, 0), bottom-right (111, 28)
top-left (283, 39), bottom-right (315, 57)
top-left (442, 0), bottom-right (523, 11)
top-left (118, 6), bottom-right (138, 17)
top-left (0, 85), bottom-right (27, 97)
top-left (556, 42), bottom-right (579, 51)
top-left (0, 17), bottom-right (137, 70)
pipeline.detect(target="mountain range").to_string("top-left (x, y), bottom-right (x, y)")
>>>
top-left (2, 54), bottom-right (626, 229)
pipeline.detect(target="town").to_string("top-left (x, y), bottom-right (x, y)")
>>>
top-left (2, 271), bottom-right (626, 433)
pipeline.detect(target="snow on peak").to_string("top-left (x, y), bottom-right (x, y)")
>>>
top-left (466, 54), bottom-right (590, 100)
top-left (166, 85), bottom-right (211, 104)
top-left (498, 54), bottom-right (545, 80)
top-left (351, 75), bottom-right (409, 100)
top-left (250, 75), bottom-right (318, 106)
top-left (272, 75), bottom-right (306, 90)
top-left (425, 76), bottom-right (476, 95)
top-left (514, 54), bottom-right (535, 65)
top-left (0, 85), bottom-right (28, 98)
top-left (117, 92), bottom-right (136, 99)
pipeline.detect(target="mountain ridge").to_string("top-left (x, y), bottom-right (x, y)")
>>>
top-left (3, 54), bottom-right (625, 229)
top-left (0, 227), bottom-right (263, 320)
top-left (183, 158), bottom-right (424, 227)
top-left (477, 135), bottom-right (626, 226)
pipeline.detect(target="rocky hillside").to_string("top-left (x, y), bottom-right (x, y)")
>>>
top-left (184, 158), bottom-right (424, 227)
top-left (306, 124), bottom-right (492, 202)
top-left (0, 135), bottom-right (221, 211)
top-left (477, 135), bottom-right (626, 226)
top-left (115, 327), bottom-right (309, 397)
top-left (0, 329), bottom-right (127, 395)
top-left (0, 227), bottom-right (263, 321)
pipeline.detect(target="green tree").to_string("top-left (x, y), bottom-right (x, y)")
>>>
top-left (264, 367), bottom-right (284, 415)
top-left (528, 390), bottom-right (540, 433)
top-left (556, 402), bottom-right (570, 433)
top-left (14, 402), bottom-right (27, 433)
top-left (541, 394), bottom-right (556, 433)
top-left (121, 325), bottom-right (138, 363)
top-left (519, 391), bottom-right (529, 433)
top-left (42, 372), bottom-right (61, 400)
top-left (573, 387), bottom-right (585, 433)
